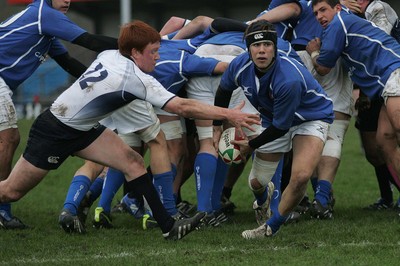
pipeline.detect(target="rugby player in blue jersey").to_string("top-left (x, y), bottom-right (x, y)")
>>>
top-left (307, 0), bottom-right (400, 192)
top-left (352, 0), bottom-right (400, 210)
top-left (253, 0), bottom-right (358, 220)
top-left (213, 20), bottom-right (334, 238)
top-left (0, 0), bottom-right (118, 229)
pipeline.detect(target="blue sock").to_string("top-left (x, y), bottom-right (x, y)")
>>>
top-left (0, 203), bottom-right (12, 221)
top-left (270, 158), bottom-right (283, 215)
top-left (153, 171), bottom-right (177, 215)
top-left (63, 175), bottom-right (91, 215)
top-left (211, 157), bottom-right (229, 211)
top-left (98, 168), bottom-right (125, 213)
top-left (314, 180), bottom-right (332, 207)
top-left (88, 177), bottom-right (104, 203)
top-left (194, 153), bottom-right (217, 213)
top-left (170, 164), bottom-right (178, 204)
top-left (311, 176), bottom-right (318, 193)
top-left (266, 210), bottom-right (288, 234)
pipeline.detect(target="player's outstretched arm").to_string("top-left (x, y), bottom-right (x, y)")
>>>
top-left (72, 32), bottom-right (118, 52)
top-left (163, 97), bottom-right (260, 132)
top-left (53, 52), bottom-right (88, 78)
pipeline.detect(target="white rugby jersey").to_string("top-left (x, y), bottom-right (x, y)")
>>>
top-left (365, 0), bottom-right (398, 35)
top-left (50, 50), bottom-right (175, 131)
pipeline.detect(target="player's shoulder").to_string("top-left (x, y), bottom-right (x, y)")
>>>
top-left (275, 56), bottom-right (307, 83)
top-left (229, 53), bottom-right (251, 69)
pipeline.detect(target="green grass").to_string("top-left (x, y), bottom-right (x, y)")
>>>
top-left (1, 119), bottom-right (399, 265)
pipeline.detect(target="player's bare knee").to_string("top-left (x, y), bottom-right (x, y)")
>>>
top-left (0, 130), bottom-right (20, 152)
top-left (125, 149), bottom-right (146, 169)
top-left (288, 176), bottom-right (308, 192)
top-left (291, 170), bottom-right (310, 186)
top-left (1, 189), bottom-right (22, 202)
top-left (249, 178), bottom-right (263, 191)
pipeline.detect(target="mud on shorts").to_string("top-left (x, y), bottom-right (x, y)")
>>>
top-left (0, 77), bottom-right (18, 131)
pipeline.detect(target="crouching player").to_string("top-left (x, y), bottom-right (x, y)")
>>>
top-left (213, 20), bottom-right (334, 238)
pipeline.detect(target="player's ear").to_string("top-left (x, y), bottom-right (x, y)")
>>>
top-left (130, 48), bottom-right (140, 59)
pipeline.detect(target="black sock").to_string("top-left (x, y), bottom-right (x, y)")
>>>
top-left (375, 164), bottom-right (393, 203)
top-left (222, 187), bottom-right (232, 199)
top-left (126, 173), bottom-right (174, 233)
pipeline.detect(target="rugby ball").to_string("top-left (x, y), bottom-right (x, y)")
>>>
top-left (218, 127), bottom-right (243, 165)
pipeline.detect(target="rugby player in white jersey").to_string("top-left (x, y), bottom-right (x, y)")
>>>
top-left (0, 20), bottom-right (259, 240)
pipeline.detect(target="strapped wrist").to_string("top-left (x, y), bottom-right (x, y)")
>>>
top-left (311, 50), bottom-right (320, 60)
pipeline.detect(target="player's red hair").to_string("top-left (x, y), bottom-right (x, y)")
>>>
top-left (118, 20), bottom-right (161, 56)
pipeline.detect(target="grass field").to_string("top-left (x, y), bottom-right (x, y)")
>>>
top-left (1, 118), bottom-right (399, 265)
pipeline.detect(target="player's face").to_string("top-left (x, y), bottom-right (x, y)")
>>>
top-left (356, 0), bottom-right (368, 14)
top-left (313, 2), bottom-right (342, 28)
top-left (249, 41), bottom-right (275, 71)
top-left (52, 0), bottom-right (71, 14)
top-left (132, 42), bottom-right (160, 73)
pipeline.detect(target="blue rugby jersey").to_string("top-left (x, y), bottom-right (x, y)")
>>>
top-left (200, 31), bottom-right (302, 62)
top-left (150, 43), bottom-right (219, 95)
top-left (220, 52), bottom-right (334, 129)
top-left (317, 8), bottom-right (400, 100)
top-left (256, 0), bottom-right (300, 39)
top-left (201, 31), bottom-right (247, 49)
top-left (0, 0), bottom-right (86, 89)
top-left (291, 0), bottom-right (323, 47)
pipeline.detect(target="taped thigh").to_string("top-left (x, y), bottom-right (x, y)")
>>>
top-left (322, 119), bottom-right (350, 159)
top-left (137, 118), bottom-right (161, 144)
top-left (161, 120), bottom-right (183, 140)
top-left (119, 132), bottom-right (142, 147)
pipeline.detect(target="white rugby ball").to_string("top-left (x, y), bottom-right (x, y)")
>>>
top-left (218, 127), bottom-right (243, 165)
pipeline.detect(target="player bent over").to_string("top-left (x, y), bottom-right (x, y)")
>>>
top-left (213, 20), bottom-right (334, 238)
top-left (0, 20), bottom-right (259, 240)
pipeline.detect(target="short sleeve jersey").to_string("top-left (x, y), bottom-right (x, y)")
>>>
top-left (220, 53), bottom-right (334, 129)
top-left (291, 0), bottom-right (323, 46)
top-left (256, 0), bottom-right (301, 39)
top-left (317, 8), bottom-right (400, 100)
top-left (0, 0), bottom-right (86, 89)
top-left (160, 27), bottom-right (217, 54)
top-left (50, 50), bottom-right (175, 131)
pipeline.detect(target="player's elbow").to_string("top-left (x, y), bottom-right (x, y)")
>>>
top-left (316, 65), bottom-right (331, 76)
top-left (213, 62), bottom-right (229, 75)
top-left (289, 3), bottom-right (302, 17)
top-left (164, 98), bottom-right (192, 118)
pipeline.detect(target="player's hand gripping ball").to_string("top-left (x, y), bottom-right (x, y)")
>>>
top-left (218, 127), bottom-right (243, 165)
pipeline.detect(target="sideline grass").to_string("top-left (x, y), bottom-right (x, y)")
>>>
top-left (1, 119), bottom-right (399, 265)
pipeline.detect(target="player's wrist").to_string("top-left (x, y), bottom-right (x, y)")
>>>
top-left (311, 50), bottom-right (320, 60)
